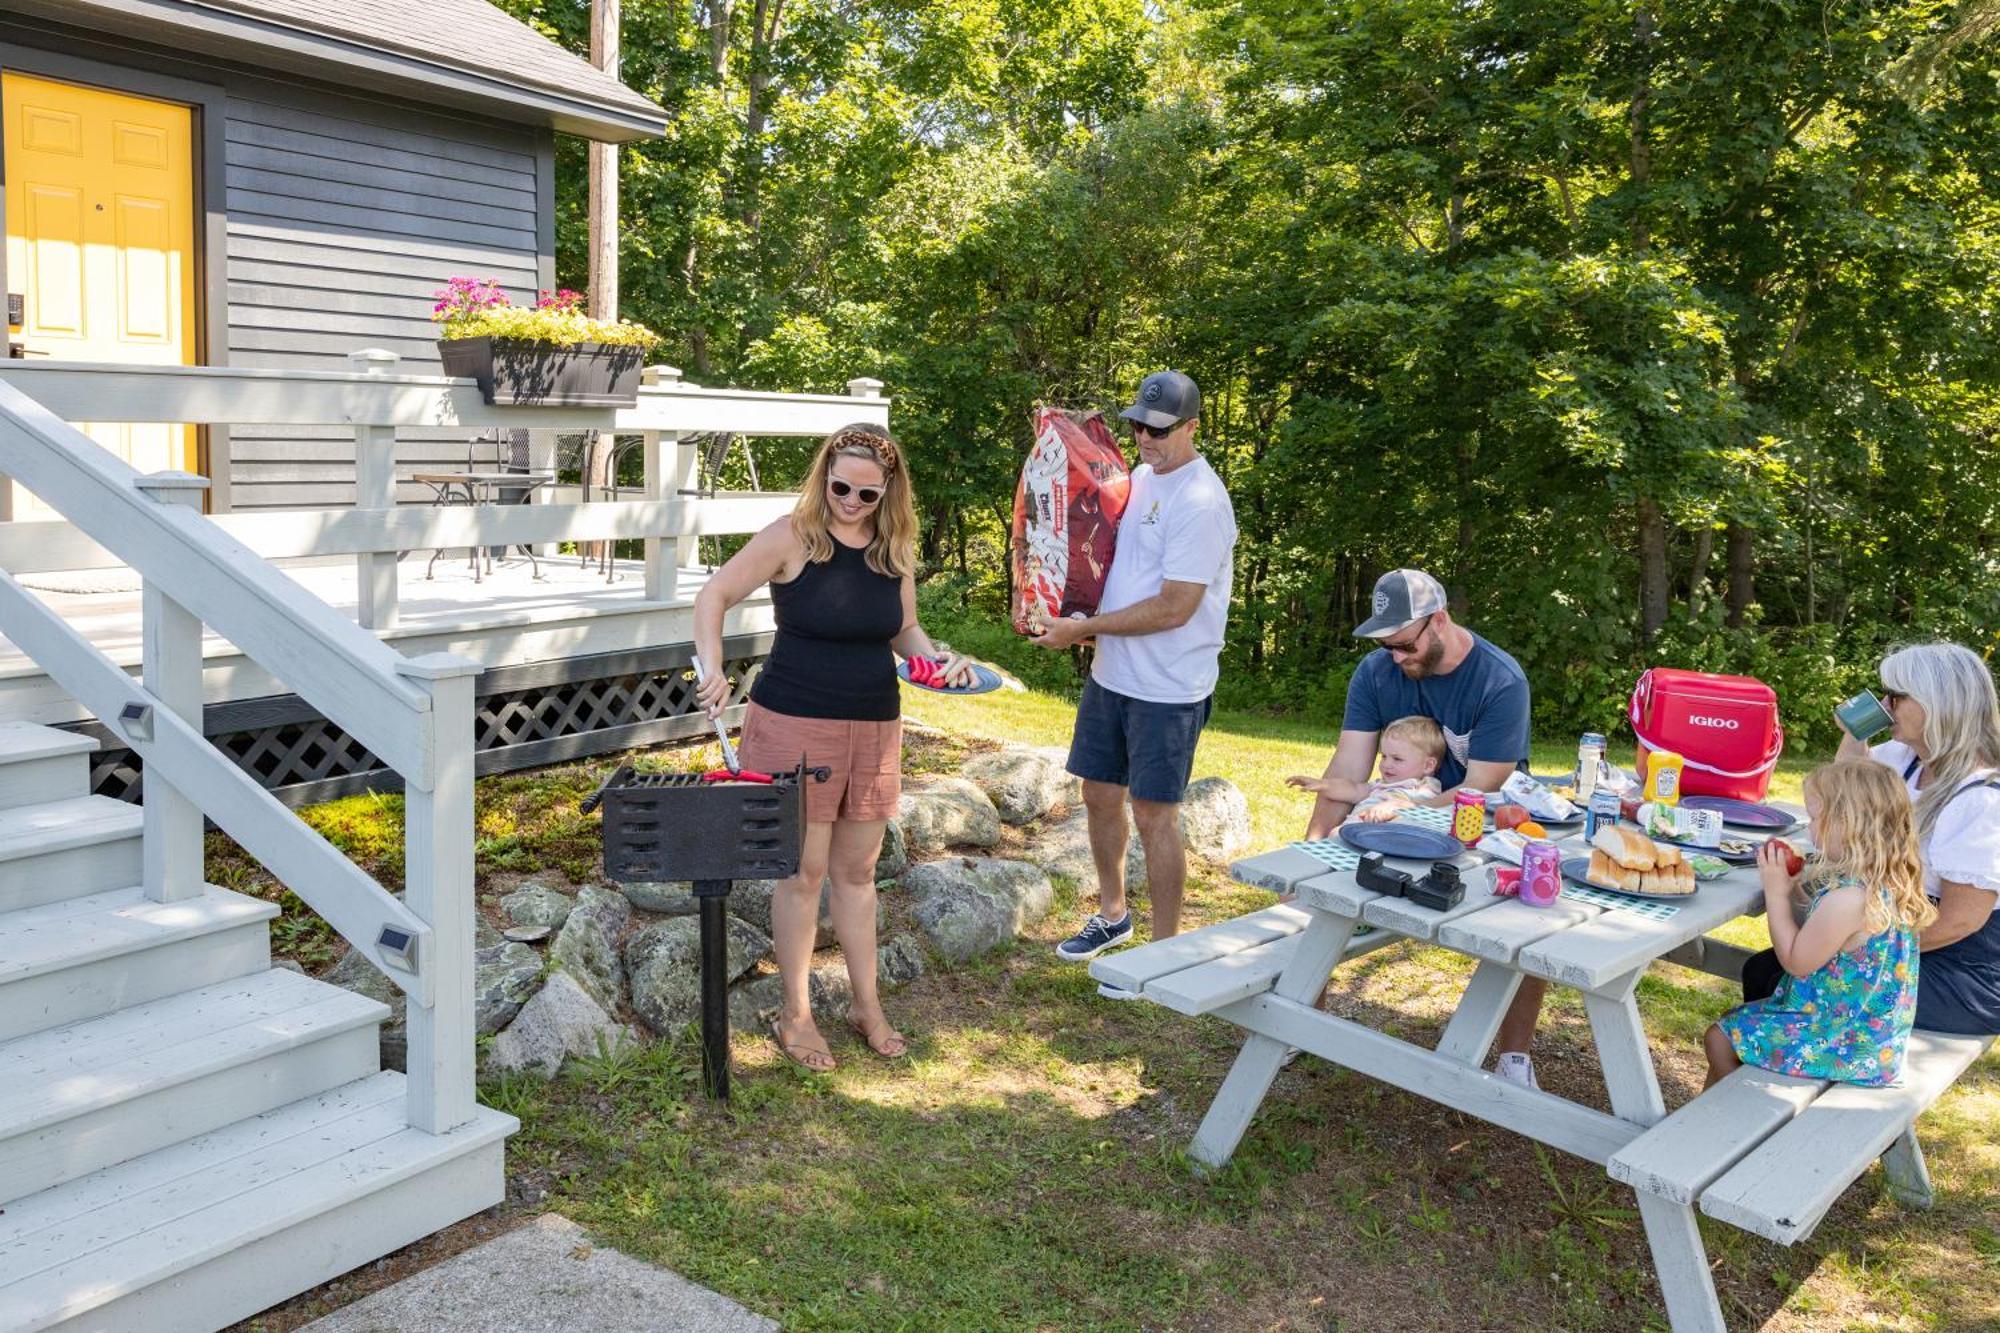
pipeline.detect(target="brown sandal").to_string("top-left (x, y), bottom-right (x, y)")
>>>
top-left (845, 1009), bottom-right (909, 1060)
top-left (770, 1019), bottom-right (836, 1073)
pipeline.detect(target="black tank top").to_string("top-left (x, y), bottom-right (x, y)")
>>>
top-left (750, 536), bottom-right (904, 721)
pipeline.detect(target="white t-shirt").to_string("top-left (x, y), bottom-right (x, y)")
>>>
top-left (1869, 739), bottom-right (2000, 899)
top-left (1091, 456), bottom-right (1237, 704)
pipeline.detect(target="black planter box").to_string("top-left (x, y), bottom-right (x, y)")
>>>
top-left (436, 336), bottom-right (646, 407)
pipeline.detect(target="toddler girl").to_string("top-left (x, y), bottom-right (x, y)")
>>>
top-left (1704, 761), bottom-right (1937, 1089)
top-left (1287, 714), bottom-right (1445, 823)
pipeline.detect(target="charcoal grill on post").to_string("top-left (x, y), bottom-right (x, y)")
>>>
top-left (583, 760), bottom-right (828, 1099)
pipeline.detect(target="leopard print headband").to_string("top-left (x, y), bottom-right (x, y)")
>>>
top-left (828, 427), bottom-right (899, 475)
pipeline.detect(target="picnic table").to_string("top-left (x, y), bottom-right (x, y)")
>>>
top-left (1094, 808), bottom-right (1993, 1331)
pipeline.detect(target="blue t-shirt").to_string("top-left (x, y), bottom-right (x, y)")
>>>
top-left (1341, 632), bottom-right (1531, 790)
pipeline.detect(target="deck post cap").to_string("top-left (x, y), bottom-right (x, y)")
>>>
top-left (395, 651), bottom-right (485, 682)
top-left (642, 365), bottom-right (684, 386)
top-left (349, 348), bottom-right (401, 375)
top-left (846, 377), bottom-right (884, 398)
top-left (134, 471), bottom-right (211, 504)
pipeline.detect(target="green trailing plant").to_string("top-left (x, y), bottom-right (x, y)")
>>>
top-left (431, 278), bottom-right (661, 349)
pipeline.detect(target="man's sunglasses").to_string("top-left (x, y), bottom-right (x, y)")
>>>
top-left (829, 478), bottom-right (883, 505)
top-left (1131, 420), bottom-right (1181, 440)
top-left (1381, 615), bottom-right (1434, 657)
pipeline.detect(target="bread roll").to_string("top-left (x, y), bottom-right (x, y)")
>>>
top-left (1591, 825), bottom-right (1659, 871)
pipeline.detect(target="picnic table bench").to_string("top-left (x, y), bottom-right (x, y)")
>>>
top-left (1098, 822), bottom-right (1995, 1332)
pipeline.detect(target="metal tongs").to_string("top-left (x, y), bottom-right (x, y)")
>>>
top-left (691, 657), bottom-right (742, 776)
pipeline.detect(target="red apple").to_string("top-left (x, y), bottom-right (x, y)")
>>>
top-left (1772, 838), bottom-right (1805, 877)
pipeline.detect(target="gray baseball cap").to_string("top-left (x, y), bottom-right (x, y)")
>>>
top-left (1355, 569), bottom-right (1449, 638)
top-left (1119, 371), bottom-right (1202, 429)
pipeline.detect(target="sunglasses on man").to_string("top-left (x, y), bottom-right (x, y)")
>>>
top-left (1130, 420), bottom-right (1182, 440)
top-left (829, 478), bottom-right (883, 505)
top-left (1380, 614), bottom-right (1435, 658)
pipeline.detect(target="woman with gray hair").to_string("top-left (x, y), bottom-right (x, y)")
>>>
top-left (1835, 642), bottom-right (2000, 1033)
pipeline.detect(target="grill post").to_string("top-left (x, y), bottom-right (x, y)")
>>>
top-left (692, 878), bottom-right (733, 1100)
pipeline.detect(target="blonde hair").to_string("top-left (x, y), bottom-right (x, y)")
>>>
top-left (1802, 761), bottom-right (1937, 935)
top-left (1381, 714), bottom-right (1447, 765)
top-left (1879, 642), bottom-right (2000, 844)
top-left (790, 423), bottom-right (916, 579)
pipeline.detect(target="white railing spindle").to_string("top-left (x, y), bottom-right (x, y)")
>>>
top-left (136, 471), bottom-right (209, 903)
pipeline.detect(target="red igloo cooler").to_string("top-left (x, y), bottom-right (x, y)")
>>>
top-left (1628, 668), bottom-right (1785, 801)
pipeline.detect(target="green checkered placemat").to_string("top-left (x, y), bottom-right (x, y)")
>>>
top-left (1289, 839), bottom-right (1363, 872)
top-left (1559, 881), bottom-right (1684, 921)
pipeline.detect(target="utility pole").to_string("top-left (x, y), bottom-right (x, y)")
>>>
top-left (586, 0), bottom-right (620, 553)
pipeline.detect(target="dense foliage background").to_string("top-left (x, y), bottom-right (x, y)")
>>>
top-left (498, 0), bottom-right (2000, 748)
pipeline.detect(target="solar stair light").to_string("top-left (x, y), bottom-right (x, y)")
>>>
top-left (377, 925), bottom-right (420, 974)
top-left (117, 701), bottom-right (154, 743)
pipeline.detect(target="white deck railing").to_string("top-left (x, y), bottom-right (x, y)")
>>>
top-left (0, 356), bottom-right (890, 1140)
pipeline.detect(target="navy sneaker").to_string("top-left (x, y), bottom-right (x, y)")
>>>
top-left (1056, 912), bottom-right (1134, 962)
top-left (1097, 983), bottom-right (1143, 1001)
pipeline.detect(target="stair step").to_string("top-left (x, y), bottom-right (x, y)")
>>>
top-left (0, 969), bottom-right (387, 1204)
top-left (0, 725), bottom-right (94, 812)
top-left (0, 886), bottom-right (278, 1043)
top-left (0, 1072), bottom-right (515, 1333)
top-left (0, 797), bottom-right (144, 913)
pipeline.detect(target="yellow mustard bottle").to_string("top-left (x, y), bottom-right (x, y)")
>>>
top-left (1645, 749), bottom-right (1686, 807)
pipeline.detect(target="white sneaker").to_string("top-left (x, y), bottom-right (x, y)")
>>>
top-left (1495, 1052), bottom-right (1539, 1089)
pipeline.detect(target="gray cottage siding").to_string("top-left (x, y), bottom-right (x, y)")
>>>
top-left (0, 14), bottom-right (560, 513)
top-left (218, 93), bottom-right (551, 511)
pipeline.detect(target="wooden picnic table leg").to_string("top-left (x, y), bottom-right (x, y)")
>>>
top-left (1187, 911), bottom-right (1354, 1174)
top-left (1587, 971), bottom-right (1726, 1333)
top-left (1881, 1127), bottom-right (1935, 1209)
top-left (1434, 960), bottom-right (1524, 1067)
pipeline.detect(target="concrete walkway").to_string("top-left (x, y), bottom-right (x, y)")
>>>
top-left (300, 1214), bottom-right (776, 1333)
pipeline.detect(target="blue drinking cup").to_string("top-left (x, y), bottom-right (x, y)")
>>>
top-left (1836, 689), bottom-right (1893, 741)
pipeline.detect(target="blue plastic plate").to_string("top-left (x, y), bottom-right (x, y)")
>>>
top-left (1679, 795), bottom-right (1796, 830)
top-left (897, 661), bottom-right (1004, 695)
top-left (1339, 822), bottom-right (1464, 862)
top-left (1560, 856), bottom-right (1701, 900)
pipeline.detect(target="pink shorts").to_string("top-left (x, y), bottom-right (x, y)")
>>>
top-left (737, 700), bottom-right (902, 823)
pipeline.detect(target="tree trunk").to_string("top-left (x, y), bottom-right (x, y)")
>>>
top-left (1637, 496), bottom-right (1669, 643)
top-left (1725, 520), bottom-right (1755, 627)
top-left (732, 0), bottom-right (785, 351)
top-left (681, 0), bottom-right (731, 379)
top-left (1687, 525), bottom-right (1715, 608)
top-left (1629, 8), bottom-right (1655, 254)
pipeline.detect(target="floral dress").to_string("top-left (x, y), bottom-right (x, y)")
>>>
top-left (1719, 878), bottom-right (1919, 1087)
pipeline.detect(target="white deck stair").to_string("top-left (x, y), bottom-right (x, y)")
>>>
top-left (0, 725), bottom-right (516, 1332)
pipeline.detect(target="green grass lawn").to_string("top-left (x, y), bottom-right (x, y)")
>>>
top-left (242, 688), bottom-right (1991, 1332)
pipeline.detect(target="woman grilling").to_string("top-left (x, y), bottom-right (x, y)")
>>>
top-left (692, 423), bottom-right (971, 1072)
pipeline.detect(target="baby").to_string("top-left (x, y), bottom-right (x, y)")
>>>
top-left (1288, 715), bottom-right (1446, 823)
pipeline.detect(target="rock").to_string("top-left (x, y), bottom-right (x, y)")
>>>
top-left (499, 882), bottom-right (574, 931)
top-left (1025, 809), bottom-right (1147, 892)
top-left (731, 877), bottom-right (885, 950)
top-left (504, 925), bottom-right (552, 944)
top-left (626, 915), bottom-right (772, 1036)
top-left (620, 881), bottom-right (696, 915)
top-left (897, 777), bottom-right (1002, 854)
top-left (1180, 777), bottom-right (1253, 861)
top-left (271, 958), bottom-right (306, 975)
top-left (550, 885), bottom-right (631, 1013)
top-left (960, 746), bottom-right (1079, 824)
top-left (726, 935), bottom-right (926, 1032)
top-left (484, 972), bottom-right (637, 1079)
top-left (325, 937), bottom-right (543, 1072)
top-left (875, 818), bottom-right (909, 879)
top-left (904, 857), bottom-right (1054, 963)
top-left (877, 932), bottom-right (927, 988)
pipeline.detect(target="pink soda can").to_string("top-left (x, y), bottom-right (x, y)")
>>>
top-left (1452, 789), bottom-right (1486, 848)
top-left (1520, 839), bottom-right (1564, 908)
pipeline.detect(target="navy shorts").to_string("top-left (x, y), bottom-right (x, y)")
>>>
top-left (1066, 678), bottom-right (1213, 804)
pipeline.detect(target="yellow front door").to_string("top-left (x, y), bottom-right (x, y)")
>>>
top-left (3, 72), bottom-right (198, 519)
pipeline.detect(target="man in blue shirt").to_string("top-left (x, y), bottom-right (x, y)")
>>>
top-left (1300, 568), bottom-right (1548, 1087)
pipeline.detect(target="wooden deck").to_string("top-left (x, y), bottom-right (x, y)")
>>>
top-left (0, 555), bottom-right (772, 727)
